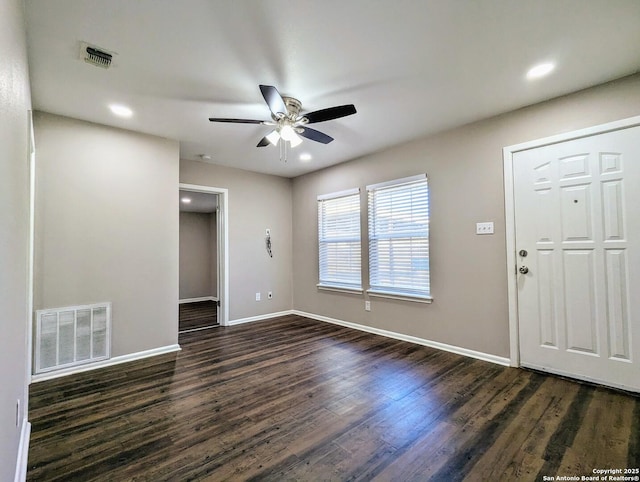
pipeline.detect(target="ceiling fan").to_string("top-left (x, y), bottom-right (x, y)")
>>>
top-left (209, 85), bottom-right (356, 148)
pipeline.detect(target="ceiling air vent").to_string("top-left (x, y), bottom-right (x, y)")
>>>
top-left (79, 42), bottom-right (116, 69)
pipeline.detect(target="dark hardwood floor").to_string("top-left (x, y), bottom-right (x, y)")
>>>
top-left (179, 300), bottom-right (218, 332)
top-left (28, 315), bottom-right (639, 481)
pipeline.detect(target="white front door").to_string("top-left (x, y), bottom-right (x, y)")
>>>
top-left (513, 125), bottom-right (640, 392)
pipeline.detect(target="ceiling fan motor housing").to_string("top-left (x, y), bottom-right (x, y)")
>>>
top-left (282, 96), bottom-right (303, 119)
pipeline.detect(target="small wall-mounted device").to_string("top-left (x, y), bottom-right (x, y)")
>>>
top-left (265, 228), bottom-right (273, 258)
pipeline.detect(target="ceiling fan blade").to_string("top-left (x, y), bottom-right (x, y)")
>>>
top-left (298, 126), bottom-right (334, 144)
top-left (209, 118), bottom-right (264, 124)
top-left (304, 104), bottom-right (356, 124)
top-left (257, 136), bottom-right (271, 147)
top-left (259, 85), bottom-right (287, 117)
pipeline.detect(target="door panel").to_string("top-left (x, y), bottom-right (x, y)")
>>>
top-left (536, 249), bottom-right (557, 348)
top-left (605, 249), bottom-right (630, 360)
top-left (513, 125), bottom-right (640, 391)
top-left (563, 250), bottom-right (597, 354)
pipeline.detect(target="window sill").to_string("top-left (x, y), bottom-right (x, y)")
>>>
top-left (366, 289), bottom-right (433, 304)
top-left (317, 284), bottom-right (363, 295)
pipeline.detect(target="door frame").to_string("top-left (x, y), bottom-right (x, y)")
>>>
top-left (502, 115), bottom-right (640, 367)
top-left (27, 111), bottom-right (35, 397)
top-left (179, 183), bottom-right (229, 326)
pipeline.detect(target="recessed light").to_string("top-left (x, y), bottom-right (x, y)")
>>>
top-left (181, 197), bottom-right (192, 204)
top-left (299, 153), bottom-right (312, 162)
top-left (109, 104), bottom-right (133, 118)
top-left (526, 62), bottom-right (555, 80)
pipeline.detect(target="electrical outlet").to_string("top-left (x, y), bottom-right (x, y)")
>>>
top-left (476, 222), bottom-right (494, 235)
top-left (365, 300), bottom-right (371, 311)
top-left (255, 292), bottom-right (261, 301)
top-left (268, 291), bottom-right (273, 299)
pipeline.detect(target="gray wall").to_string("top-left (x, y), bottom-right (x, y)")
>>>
top-left (179, 211), bottom-right (217, 299)
top-left (33, 112), bottom-right (180, 357)
top-left (0, 0), bottom-right (31, 478)
top-left (292, 74), bottom-right (640, 359)
top-left (180, 161), bottom-right (293, 321)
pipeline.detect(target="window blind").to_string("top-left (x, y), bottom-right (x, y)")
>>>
top-left (317, 189), bottom-right (362, 290)
top-left (367, 175), bottom-right (430, 298)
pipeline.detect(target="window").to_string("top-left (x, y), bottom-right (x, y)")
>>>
top-left (367, 174), bottom-right (431, 300)
top-left (317, 189), bottom-right (362, 291)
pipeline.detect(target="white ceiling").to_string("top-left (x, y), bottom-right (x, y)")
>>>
top-left (179, 190), bottom-right (218, 213)
top-left (25, 0), bottom-right (640, 178)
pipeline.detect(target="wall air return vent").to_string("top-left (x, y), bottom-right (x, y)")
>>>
top-left (35, 302), bottom-right (111, 374)
top-left (80, 41), bottom-right (116, 69)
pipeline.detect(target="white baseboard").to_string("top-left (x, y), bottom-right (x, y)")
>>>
top-left (31, 344), bottom-right (182, 383)
top-left (179, 325), bottom-right (218, 334)
top-left (14, 419), bottom-right (30, 482)
top-left (179, 296), bottom-right (217, 304)
top-left (227, 310), bottom-right (294, 326)
top-left (293, 310), bottom-right (511, 367)
top-left (224, 309), bottom-right (510, 366)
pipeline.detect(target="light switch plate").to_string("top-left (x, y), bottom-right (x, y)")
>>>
top-left (476, 222), bottom-right (494, 235)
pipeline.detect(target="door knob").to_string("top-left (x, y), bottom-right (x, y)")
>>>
top-left (519, 266), bottom-right (529, 274)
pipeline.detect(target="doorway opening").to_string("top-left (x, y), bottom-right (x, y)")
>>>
top-left (178, 184), bottom-right (229, 330)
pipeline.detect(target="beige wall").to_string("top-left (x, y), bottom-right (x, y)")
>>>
top-left (0, 0), bottom-right (31, 478)
top-left (33, 112), bottom-right (180, 357)
top-left (292, 74), bottom-right (640, 358)
top-left (180, 160), bottom-right (293, 321)
top-left (179, 211), bottom-right (217, 299)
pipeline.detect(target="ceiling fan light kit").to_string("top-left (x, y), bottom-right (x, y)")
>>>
top-left (209, 85), bottom-right (356, 162)
top-left (265, 130), bottom-right (281, 146)
top-left (279, 125), bottom-right (302, 146)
